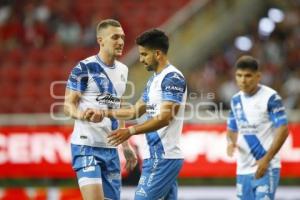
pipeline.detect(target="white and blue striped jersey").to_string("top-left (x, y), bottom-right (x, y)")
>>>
top-left (67, 55), bottom-right (128, 148)
top-left (141, 64), bottom-right (187, 159)
top-left (227, 84), bottom-right (288, 174)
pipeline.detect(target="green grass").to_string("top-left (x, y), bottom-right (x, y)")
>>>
top-left (0, 178), bottom-right (299, 187)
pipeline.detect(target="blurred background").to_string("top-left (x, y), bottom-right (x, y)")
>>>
top-left (0, 0), bottom-right (299, 199)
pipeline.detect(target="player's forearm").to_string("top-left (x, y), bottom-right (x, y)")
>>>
top-left (119, 120), bottom-right (130, 147)
top-left (227, 130), bottom-right (237, 145)
top-left (129, 114), bottom-right (170, 135)
top-left (104, 108), bottom-right (137, 120)
top-left (64, 102), bottom-right (83, 120)
top-left (264, 125), bottom-right (289, 162)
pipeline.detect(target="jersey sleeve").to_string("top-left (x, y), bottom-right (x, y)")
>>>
top-left (161, 72), bottom-right (186, 103)
top-left (66, 62), bottom-right (88, 92)
top-left (267, 93), bottom-right (288, 128)
top-left (227, 109), bottom-right (238, 132)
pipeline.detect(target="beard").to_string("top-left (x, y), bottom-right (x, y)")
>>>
top-left (145, 60), bottom-right (159, 71)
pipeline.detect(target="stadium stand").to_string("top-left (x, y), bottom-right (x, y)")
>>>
top-left (0, 0), bottom-right (191, 113)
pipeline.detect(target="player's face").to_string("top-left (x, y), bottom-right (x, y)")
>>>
top-left (138, 46), bottom-right (159, 71)
top-left (98, 26), bottom-right (125, 57)
top-left (235, 69), bottom-right (261, 94)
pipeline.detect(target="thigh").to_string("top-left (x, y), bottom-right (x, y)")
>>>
top-left (80, 184), bottom-right (104, 200)
top-left (134, 159), bottom-right (183, 200)
top-left (237, 174), bottom-right (255, 200)
top-left (253, 168), bottom-right (280, 200)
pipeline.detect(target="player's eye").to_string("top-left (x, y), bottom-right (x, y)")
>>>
top-left (112, 35), bottom-right (118, 40)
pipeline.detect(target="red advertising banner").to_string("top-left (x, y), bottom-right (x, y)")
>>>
top-left (0, 124), bottom-right (299, 178)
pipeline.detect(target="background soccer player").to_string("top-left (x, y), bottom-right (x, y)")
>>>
top-left (85, 29), bottom-right (187, 200)
top-left (226, 55), bottom-right (289, 200)
top-left (64, 19), bottom-right (137, 200)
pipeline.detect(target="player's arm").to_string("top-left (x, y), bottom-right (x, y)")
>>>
top-left (107, 101), bottom-right (180, 146)
top-left (64, 88), bottom-right (85, 120)
top-left (64, 62), bottom-right (90, 120)
top-left (129, 101), bottom-right (179, 134)
top-left (227, 129), bottom-right (238, 157)
top-left (104, 98), bottom-right (146, 120)
top-left (256, 124), bottom-right (288, 179)
top-left (118, 109), bottom-right (138, 171)
top-left (255, 93), bottom-right (289, 178)
top-left (262, 125), bottom-right (289, 163)
top-left (226, 109), bottom-right (238, 157)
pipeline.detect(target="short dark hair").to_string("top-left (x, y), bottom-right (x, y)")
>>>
top-left (136, 29), bottom-right (169, 54)
top-left (96, 19), bottom-right (121, 36)
top-left (235, 55), bottom-right (259, 71)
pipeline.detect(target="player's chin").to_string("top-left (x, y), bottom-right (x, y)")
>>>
top-left (239, 85), bottom-right (247, 91)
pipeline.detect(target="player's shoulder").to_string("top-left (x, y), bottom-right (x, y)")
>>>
top-left (259, 85), bottom-right (284, 105)
top-left (115, 60), bottom-right (128, 69)
top-left (68, 56), bottom-right (97, 72)
top-left (259, 84), bottom-right (278, 96)
top-left (230, 91), bottom-right (243, 103)
top-left (162, 65), bottom-right (185, 79)
top-left (80, 55), bottom-right (97, 65)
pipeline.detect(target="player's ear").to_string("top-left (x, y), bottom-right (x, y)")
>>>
top-left (155, 50), bottom-right (162, 59)
top-left (97, 36), bottom-right (103, 46)
top-left (257, 71), bottom-right (262, 81)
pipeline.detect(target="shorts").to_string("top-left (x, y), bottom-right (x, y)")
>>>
top-left (236, 168), bottom-right (280, 200)
top-left (134, 158), bottom-right (184, 200)
top-left (71, 144), bottom-right (121, 200)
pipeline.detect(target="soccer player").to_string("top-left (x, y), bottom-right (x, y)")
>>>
top-left (85, 29), bottom-right (187, 199)
top-left (64, 19), bottom-right (137, 200)
top-left (226, 55), bottom-right (289, 200)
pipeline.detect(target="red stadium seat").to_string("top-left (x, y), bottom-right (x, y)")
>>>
top-left (42, 63), bottom-right (65, 82)
top-left (6, 48), bottom-right (24, 64)
top-left (0, 61), bottom-right (21, 84)
top-left (0, 97), bottom-right (14, 113)
top-left (66, 47), bottom-right (89, 63)
top-left (1, 80), bottom-right (18, 100)
top-left (27, 48), bottom-right (45, 64)
top-left (21, 61), bottom-right (43, 84)
top-left (43, 44), bottom-right (66, 64)
top-left (17, 82), bottom-right (39, 99)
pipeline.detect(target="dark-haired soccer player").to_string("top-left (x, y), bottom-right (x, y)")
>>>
top-left (226, 55), bottom-right (289, 200)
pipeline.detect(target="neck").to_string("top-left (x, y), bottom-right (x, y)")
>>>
top-left (245, 85), bottom-right (260, 96)
top-left (155, 58), bottom-right (169, 74)
top-left (98, 51), bottom-right (115, 66)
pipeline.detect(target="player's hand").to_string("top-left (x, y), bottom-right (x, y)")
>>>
top-left (83, 109), bottom-right (104, 123)
top-left (90, 109), bottom-right (104, 123)
top-left (226, 143), bottom-right (236, 157)
top-left (107, 128), bottom-right (131, 146)
top-left (255, 156), bottom-right (270, 179)
top-left (122, 145), bottom-right (138, 171)
top-left (82, 109), bottom-right (94, 120)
